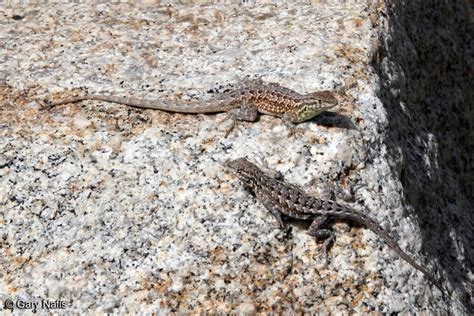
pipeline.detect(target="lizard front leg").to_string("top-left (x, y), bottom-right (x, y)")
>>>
top-left (307, 215), bottom-right (335, 265)
top-left (281, 113), bottom-right (304, 137)
top-left (254, 156), bottom-right (284, 181)
top-left (255, 191), bottom-right (288, 231)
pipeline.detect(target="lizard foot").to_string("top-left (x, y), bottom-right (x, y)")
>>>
top-left (217, 114), bottom-right (235, 137)
top-left (287, 126), bottom-right (305, 138)
top-left (35, 98), bottom-right (52, 110)
top-left (312, 234), bottom-right (335, 267)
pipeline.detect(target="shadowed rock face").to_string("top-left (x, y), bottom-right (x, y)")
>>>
top-left (373, 1), bottom-right (473, 311)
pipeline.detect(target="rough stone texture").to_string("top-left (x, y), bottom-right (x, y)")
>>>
top-left (372, 1), bottom-right (473, 312)
top-left (0, 1), bottom-right (471, 314)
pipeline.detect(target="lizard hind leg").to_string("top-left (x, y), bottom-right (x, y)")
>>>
top-left (220, 111), bottom-right (238, 138)
top-left (307, 216), bottom-right (335, 266)
top-left (221, 101), bottom-right (259, 137)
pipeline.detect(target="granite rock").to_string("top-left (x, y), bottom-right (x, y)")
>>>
top-left (0, 1), bottom-right (471, 314)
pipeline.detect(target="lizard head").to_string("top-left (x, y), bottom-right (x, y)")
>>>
top-left (225, 158), bottom-right (261, 185)
top-left (293, 91), bottom-right (338, 123)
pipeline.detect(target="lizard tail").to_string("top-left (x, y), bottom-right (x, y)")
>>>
top-left (342, 209), bottom-right (447, 295)
top-left (44, 94), bottom-right (238, 113)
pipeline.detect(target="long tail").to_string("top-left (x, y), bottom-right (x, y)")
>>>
top-left (340, 208), bottom-right (447, 294)
top-left (43, 94), bottom-right (238, 113)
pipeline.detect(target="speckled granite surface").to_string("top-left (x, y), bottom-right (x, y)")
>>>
top-left (0, 2), bottom-right (471, 314)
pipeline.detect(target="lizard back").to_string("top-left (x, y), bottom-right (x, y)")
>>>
top-left (226, 158), bottom-right (446, 294)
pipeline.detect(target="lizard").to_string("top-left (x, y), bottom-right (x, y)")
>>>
top-left (41, 79), bottom-right (338, 136)
top-left (225, 158), bottom-right (447, 294)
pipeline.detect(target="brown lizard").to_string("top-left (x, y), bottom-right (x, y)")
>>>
top-left (225, 158), bottom-right (447, 294)
top-left (42, 79), bottom-right (338, 136)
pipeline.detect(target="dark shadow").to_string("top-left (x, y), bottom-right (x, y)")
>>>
top-left (311, 112), bottom-right (356, 130)
top-left (372, 1), bottom-right (472, 311)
